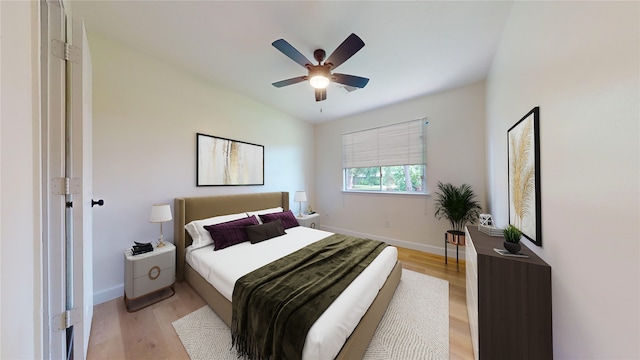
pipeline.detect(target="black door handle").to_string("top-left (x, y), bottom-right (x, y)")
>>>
top-left (91, 199), bottom-right (104, 207)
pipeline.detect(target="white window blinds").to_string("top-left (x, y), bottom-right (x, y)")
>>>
top-left (342, 119), bottom-right (426, 168)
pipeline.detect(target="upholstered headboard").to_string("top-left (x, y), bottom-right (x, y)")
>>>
top-left (173, 192), bottom-right (289, 281)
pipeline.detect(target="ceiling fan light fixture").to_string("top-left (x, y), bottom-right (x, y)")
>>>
top-left (272, 34), bottom-right (368, 100)
top-left (308, 66), bottom-right (331, 89)
top-left (309, 75), bottom-right (330, 89)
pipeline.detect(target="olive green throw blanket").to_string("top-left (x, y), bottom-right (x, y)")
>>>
top-left (231, 234), bottom-right (387, 360)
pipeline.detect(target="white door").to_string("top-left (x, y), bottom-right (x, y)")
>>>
top-left (68, 14), bottom-right (94, 359)
top-left (41, 1), bottom-right (93, 358)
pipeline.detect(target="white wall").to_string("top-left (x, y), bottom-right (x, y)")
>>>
top-left (0, 1), bottom-right (42, 358)
top-left (486, 2), bottom-right (639, 358)
top-left (315, 81), bottom-right (486, 254)
top-left (89, 34), bottom-right (315, 303)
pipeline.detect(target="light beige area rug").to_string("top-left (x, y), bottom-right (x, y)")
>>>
top-left (172, 269), bottom-right (449, 360)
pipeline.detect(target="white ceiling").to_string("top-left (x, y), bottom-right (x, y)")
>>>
top-left (70, 1), bottom-right (514, 123)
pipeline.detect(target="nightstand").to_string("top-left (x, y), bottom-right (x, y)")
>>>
top-left (295, 213), bottom-right (320, 229)
top-left (124, 242), bottom-right (175, 312)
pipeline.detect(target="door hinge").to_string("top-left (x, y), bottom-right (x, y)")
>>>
top-left (51, 39), bottom-right (81, 64)
top-left (52, 177), bottom-right (81, 195)
top-left (52, 307), bottom-right (82, 331)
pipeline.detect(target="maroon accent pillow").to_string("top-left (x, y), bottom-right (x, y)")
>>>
top-left (245, 219), bottom-right (286, 244)
top-left (259, 210), bottom-right (299, 229)
top-left (204, 216), bottom-right (259, 251)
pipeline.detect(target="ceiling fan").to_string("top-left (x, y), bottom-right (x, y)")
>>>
top-left (271, 33), bottom-right (370, 102)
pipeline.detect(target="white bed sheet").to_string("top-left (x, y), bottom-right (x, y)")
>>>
top-left (185, 226), bottom-right (398, 360)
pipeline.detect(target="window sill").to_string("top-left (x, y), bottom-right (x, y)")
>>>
top-left (341, 190), bottom-right (430, 196)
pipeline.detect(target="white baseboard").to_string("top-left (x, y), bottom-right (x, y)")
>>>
top-left (319, 225), bottom-right (466, 260)
top-left (94, 284), bottom-right (123, 305)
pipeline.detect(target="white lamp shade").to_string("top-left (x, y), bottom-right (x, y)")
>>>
top-left (293, 191), bottom-right (307, 202)
top-left (149, 204), bottom-right (172, 223)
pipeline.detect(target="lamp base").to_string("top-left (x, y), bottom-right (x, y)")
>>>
top-left (156, 233), bottom-right (166, 248)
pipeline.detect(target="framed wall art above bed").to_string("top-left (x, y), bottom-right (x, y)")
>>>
top-left (508, 107), bottom-right (542, 246)
top-left (196, 133), bottom-right (264, 186)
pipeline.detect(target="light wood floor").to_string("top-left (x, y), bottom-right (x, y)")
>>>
top-left (87, 247), bottom-right (473, 359)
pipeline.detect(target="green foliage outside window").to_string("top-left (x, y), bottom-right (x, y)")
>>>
top-left (344, 165), bottom-right (426, 193)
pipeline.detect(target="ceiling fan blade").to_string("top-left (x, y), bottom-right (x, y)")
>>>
top-left (332, 73), bottom-right (369, 88)
top-left (272, 76), bottom-right (307, 88)
top-left (315, 88), bottom-right (327, 102)
top-left (325, 33), bottom-right (365, 70)
top-left (340, 85), bottom-right (359, 93)
top-left (272, 39), bottom-right (313, 68)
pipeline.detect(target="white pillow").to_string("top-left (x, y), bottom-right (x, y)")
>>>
top-left (185, 212), bottom-right (248, 249)
top-left (246, 207), bottom-right (284, 224)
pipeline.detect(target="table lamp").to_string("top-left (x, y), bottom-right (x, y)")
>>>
top-left (293, 191), bottom-right (307, 217)
top-left (149, 204), bottom-right (172, 247)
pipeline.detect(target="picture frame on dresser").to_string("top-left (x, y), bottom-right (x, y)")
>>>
top-left (507, 106), bottom-right (542, 246)
top-left (196, 133), bottom-right (264, 186)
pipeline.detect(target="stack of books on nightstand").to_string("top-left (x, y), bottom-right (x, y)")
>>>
top-left (478, 224), bottom-right (503, 237)
top-left (131, 242), bottom-right (153, 255)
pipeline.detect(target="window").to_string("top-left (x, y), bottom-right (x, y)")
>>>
top-left (342, 118), bottom-right (427, 194)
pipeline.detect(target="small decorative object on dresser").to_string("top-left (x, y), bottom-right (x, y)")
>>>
top-left (479, 213), bottom-right (493, 226)
top-left (478, 224), bottom-right (503, 237)
top-left (478, 213), bottom-right (500, 237)
top-left (124, 242), bottom-right (176, 312)
top-left (502, 224), bottom-right (522, 254)
top-left (295, 212), bottom-right (319, 229)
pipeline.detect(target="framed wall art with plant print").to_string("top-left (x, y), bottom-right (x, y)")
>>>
top-left (196, 133), bottom-right (264, 186)
top-left (508, 107), bottom-right (542, 246)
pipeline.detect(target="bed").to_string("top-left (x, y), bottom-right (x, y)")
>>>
top-left (174, 192), bottom-right (402, 360)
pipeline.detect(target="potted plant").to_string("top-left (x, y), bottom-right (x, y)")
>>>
top-left (433, 181), bottom-right (482, 245)
top-left (503, 224), bottom-right (522, 254)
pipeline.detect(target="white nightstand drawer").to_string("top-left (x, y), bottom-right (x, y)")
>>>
top-left (131, 249), bottom-right (174, 278)
top-left (131, 266), bottom-right (174, 298)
